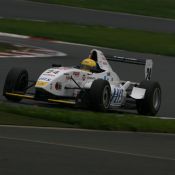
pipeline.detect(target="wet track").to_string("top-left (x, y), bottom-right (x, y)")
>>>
top-left (0, 1), bottom-right (175, 175)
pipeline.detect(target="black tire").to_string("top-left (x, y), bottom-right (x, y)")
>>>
top-left (136, 80), bottom-right (161, 116)
top-left (3, 67), bottom-right (28, 102)
top-left (90, 79), bottom-right (111, 111)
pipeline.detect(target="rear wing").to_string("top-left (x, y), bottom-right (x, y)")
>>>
top-left (106, 56), bottom-right (153, 80)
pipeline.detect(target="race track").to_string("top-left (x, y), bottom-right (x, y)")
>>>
top-left (0, 125), bottom-right (175, 175)
top-left (0, 1), bottom-right (175, 174)
top-left (1, 0), bottom-right (175, 33)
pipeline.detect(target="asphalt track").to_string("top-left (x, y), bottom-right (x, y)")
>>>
top-left (0, 125), bottom-right (175, 175)
top-left (0, 1), bottom-right (175, 175)
top-left (1, 0), bottom-right (175, 33)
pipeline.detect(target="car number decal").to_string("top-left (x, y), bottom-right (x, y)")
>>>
top-left (111, 88), bottom-right (123, 105)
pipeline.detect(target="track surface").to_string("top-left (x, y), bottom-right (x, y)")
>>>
top-left (1, 0), bottom-right (175, 33)
top-left (0, 1), bottom-right (175, 174)
top-left (0, 125), bottom-right (175, 175)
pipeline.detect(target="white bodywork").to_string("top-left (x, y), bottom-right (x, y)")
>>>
top-left (35, 49), bottom-right (146, 107)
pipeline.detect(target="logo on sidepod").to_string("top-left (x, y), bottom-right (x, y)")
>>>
top-left (55, 82), bottom-right (62, 90)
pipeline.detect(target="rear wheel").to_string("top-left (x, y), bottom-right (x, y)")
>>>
top-left (3, 67), bottom-right (28, 102)
top-left (136, 80), bottom-right (161, 116)
top-left (90, 79), bottom-right (111, 111)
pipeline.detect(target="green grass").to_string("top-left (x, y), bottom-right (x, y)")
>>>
top-left (0, 102), bottom-right (175, 133)
top-left (0, 111), bottom-right (74, 128)
top-left (31, 0), bottom-right (175, 19)
top-left (1, 19), bottom-right (175, 56)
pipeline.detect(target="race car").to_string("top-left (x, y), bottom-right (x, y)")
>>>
top-left (3, 49), bottom-right (161, 116)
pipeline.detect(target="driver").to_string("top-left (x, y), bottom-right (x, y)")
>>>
top-left (80, 58), bottom-right (97, 72)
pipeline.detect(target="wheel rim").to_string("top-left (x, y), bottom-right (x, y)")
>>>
top-left (153, 88), bottom-right (161, 110)
top-left (102, 86), bottom-right (110, 108)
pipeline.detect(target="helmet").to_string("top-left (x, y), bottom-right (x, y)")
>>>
top-left (80, 58), bottom-right (96, 71)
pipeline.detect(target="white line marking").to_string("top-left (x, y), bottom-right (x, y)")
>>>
top-left (0, 135), bottom-right (174, 161)
top-left (0, 125), bottom-right (175, 136)
top-left (0, 32), bottom-right (29, 39)
top-left (13, 18), bottom-right (47, 23)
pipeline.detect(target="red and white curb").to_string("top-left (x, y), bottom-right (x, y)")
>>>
top-left (0, 32), bottom-right (67, 58)
top-left (0, 47), bottom-right (66, 58)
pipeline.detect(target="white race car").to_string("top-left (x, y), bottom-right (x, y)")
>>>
top-left (3, 49), bottom-right (161, 116)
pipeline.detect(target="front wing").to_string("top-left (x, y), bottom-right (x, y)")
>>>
top-left (5, 92), bottom-right (76, 105)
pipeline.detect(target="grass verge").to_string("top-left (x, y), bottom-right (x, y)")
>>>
top-left (31, 0), bottom-right (175, 19)
top-left (0, 102), bottom-right (175, 133)
top-left (1, 19), bottom-right (175, 56)
top-left (0, 111), bottom-right (73, 128)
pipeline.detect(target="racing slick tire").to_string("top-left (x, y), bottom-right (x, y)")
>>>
top-left (136, 80), bottom-right (161, 116)
top-left (90, 79), bottom-right (111, 112)
top-left (3, 67), bottom-right (28, 102)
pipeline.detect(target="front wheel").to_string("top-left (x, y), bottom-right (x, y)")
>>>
top-left (3, 67), bottom-right (28, 102)
top-left (89, 79), bottom-right (111, 112)
top-left (136, 80), bottom-right (161, 116)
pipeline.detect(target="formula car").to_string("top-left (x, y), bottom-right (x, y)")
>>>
top-left (3, 49), bottom-right (161, 116)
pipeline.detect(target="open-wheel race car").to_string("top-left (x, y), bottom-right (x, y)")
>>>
top-left (3, 49), bottom-right (161, 116)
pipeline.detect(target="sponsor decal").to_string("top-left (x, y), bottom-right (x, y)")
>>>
top-left (45, 69), bottom-right (54, 74)
top-left (43, 73), bottom-right (55, 77)
top-left (87, 76), bottom-right (95, 80)
top-left (104, 76), bottom-right (107, 80)
top-left (35, 81), bottom-right (48, 87)
top-left (64, 73), bottom-right (73, 80)
top-left (39, 77), bottom-right (51, 82)
top-left (45, 69), bottom-right (59, 75)
top-left (59, 67), bottom-right (69, 70)
top-left (73, 72), bottom-right (80, 77)
top-left (65, 75), bottom-right (71, 80)
top-left (111, 88), bottom-right (124, 105)
top-left (53, 70), bottom-right (59, 74)
top-left (103, 62), bottom-right (108, 65)
top-left (100, 55), bottom-right (106, 60)
top-left (82, 74), bottom-right (86, 81)
top-left (55, 82), bottom-right (62, 90)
